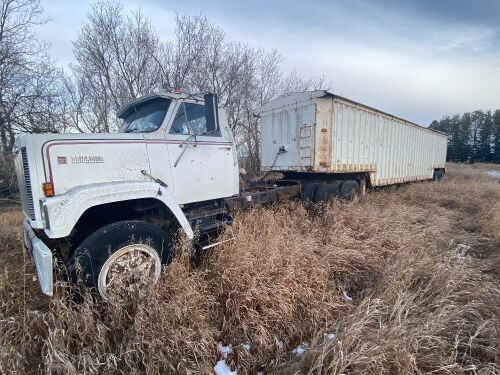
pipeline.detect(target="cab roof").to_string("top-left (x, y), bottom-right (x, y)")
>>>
top-left (117, 92), bottom-right (205, 119)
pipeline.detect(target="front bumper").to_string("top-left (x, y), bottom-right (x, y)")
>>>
top-left (23, 219), bottom-right (53, 296)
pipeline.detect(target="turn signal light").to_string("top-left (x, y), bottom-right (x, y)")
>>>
top-left (42, 182), bottom-right (55, 197)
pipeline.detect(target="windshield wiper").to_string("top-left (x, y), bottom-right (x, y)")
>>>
top-left (124, 128), bottom-right (140, 133)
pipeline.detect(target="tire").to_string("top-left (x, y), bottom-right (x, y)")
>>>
top-left (433, 169), bottom-right (445, 181)
top-left (339, 180), bottom-right (360, 200)
top-left (301, 183), bottom-right (322, 202)
top-left (313, 181), bottom-right (342, 204)
top-left (69, 220), bottom-right (173, 301)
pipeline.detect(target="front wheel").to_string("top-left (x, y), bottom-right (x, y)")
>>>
top-left (69, 220), bottom-right (173, 302)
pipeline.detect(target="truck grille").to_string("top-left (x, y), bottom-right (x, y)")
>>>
top-left (21, 148), bottom-right (35, 220)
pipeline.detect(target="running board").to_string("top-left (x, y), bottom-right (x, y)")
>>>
top-left (201, 237), bottom-right (237, 250)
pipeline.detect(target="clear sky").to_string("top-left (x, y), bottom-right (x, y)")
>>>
top-left (39, 0), bottom-right (500, 126)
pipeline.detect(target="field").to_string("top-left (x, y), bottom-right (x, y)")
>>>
top-left (1, 163), bottom-right (499, 374)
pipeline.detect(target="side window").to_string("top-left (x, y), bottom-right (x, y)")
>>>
top-left (169, 103), bottom-right (220, 136)
top-left (170, 104), bottom-right (190, 135)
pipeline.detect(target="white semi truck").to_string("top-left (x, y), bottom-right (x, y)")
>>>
top-left (15, 90), bottom-right (447, 300)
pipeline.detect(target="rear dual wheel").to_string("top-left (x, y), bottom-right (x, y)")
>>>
top-left (301, 183), bottom-right (322, 201)
top-left (314, 182), bottom-right (342, 207)
top-left (69, 220), bottom-right (173, 302)
top-left (303, 180), bottom-right (361, 206)
top-left (433, 169), bottom-right (445, 181)
top-left (339, 180), bottom-right (360, 200)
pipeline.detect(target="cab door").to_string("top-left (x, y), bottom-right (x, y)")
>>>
top-left (166, 100), bottom-right (234, 204)
top-left (120, 97), bottom-right (176, 198)
top-left (144, 127), bottom-right (175, 198)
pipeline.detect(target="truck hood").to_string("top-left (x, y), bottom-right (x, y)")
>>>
top-left (17, 133), bottom-right (151, 198)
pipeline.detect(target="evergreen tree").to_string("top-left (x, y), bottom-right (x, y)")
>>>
top-left (439, 116), bottom-right (455, 159)
top-left (478, 110), bottom-right (493, 162)
top-left (456, 113), bottom-right (471, 162)
top-left (470, 111), bottom-right (484, 160)
top-left (429, 120), bottom-right (440, 130)
top-left (494, 109), bottom-right (500, 163)
top-left (429, 109), bottom-right (499, 163)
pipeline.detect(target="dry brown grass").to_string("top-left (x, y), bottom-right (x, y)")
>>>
top-left (0, 163), bottom-right (499, 374)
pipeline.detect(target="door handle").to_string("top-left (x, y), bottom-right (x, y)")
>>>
top-left (218, 147), bottom-right (231, 150)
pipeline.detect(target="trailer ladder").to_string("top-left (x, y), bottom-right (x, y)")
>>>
top-left (299, 123), bottom-right (313, 168)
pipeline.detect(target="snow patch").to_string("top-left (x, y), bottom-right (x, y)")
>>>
top-left (324, 333), bottom-right (337, 341)
top-left (276, 339), bottom-right (284, 349)
top-left (241, 343), bottom-right (251, 352)
top-left (342, 290), bottom-right (353, 302)
top-left (456, 243), bottom-right (471, 258)
top-left (214, 360), bottom-right (237, 375)
top-left (487, 170), bottom-right (500, 178)
top-left (217, 343), bottom-right (233, 359)
top-left (292, 343), bottom-right (309, 356)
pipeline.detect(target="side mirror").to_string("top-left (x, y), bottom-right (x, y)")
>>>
top-left (204, 93), bottom-right (219, 133)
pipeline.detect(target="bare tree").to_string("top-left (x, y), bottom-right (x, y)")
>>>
top-left (158, 14), bottom-right (211, 90)
top-left (0, 0), bottom-right (64, 154)
top-left (0, 0), bottom-right (66, 196)
top-left (69, 1), bottom-right (162, 132)
top-left (281, 69), bottom-right (333, 93)
top-left (241, 49), bottom-right (285, 173)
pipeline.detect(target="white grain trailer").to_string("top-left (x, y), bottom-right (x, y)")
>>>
top-left (257, 90), bottom-right (447, 187)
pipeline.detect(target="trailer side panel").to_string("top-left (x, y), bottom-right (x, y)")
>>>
top-left (329, 97), bottom-right (447, 185)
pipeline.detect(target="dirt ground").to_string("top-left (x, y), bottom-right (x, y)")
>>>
top-left (0, 163), bottom-right (499, 374)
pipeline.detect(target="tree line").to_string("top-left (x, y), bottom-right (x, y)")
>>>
top-left (0, 0), bottom-right (330, 195)
top-left (430, 110), bottom-right (500, 163)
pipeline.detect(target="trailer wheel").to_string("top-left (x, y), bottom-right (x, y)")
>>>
top-left (313, 182), bottom-right (342, 205)
top-left (339, 180), bottom-right (360, 200)
top-left (433, 169), bottom-right (445, 181)
top-left (69, 220), bottom-right (173, 302)
top-left (301, 183), bottom-right (322, 201)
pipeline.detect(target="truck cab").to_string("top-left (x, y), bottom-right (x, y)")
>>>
top-left (16, 92), bottom-right (239, 301)
top-left (117, 92), bottom-right (238, 204)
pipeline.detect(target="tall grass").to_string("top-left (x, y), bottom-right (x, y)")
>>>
top-left (0, 163), bottom-right (499, 374)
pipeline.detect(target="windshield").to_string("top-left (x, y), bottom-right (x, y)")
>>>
top-left (121, 98), bottom-right (171, 133)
